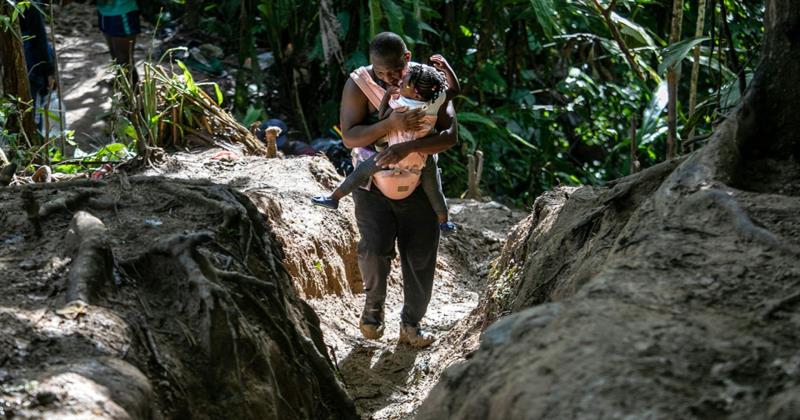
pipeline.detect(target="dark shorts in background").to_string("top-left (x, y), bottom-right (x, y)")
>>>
top-left (98, 11), bottom-right (141, 37)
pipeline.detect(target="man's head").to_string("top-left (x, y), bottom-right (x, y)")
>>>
top-left (369, 32), bottom-right (410, 87)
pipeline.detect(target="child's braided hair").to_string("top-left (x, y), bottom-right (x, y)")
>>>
top-left (407, 63), bottom-right (448, 103)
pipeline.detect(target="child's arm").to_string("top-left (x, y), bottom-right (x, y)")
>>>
top-left (430, 54), bottom-right (461, 97)
top-left (378, 86), bottom-right (400, 120)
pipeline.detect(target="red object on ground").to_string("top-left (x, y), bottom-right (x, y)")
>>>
top-left (91, 164), bottom-right (113, 179)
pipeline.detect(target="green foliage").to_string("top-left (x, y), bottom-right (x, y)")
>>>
top-left (126, 0), bottom-right (764, 206)
top-left (658, 37), bottom-right (710, 75)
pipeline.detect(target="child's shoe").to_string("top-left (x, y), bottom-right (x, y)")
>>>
top-left (439, 221), bottom-right (457, 235)
top-left (311, 195), bottom-right (339, 209)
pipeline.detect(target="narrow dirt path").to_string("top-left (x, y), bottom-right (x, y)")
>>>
top-left (314, 199), bottom-right (524, 419)
top-left (53, 2), bottom-right (150, 151)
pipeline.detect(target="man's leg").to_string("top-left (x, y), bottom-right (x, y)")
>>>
top-left (395, 188), bottom-right (439, 327)
top-left (353, 188), bottom-right (397, 339)
top-left (105, 35), bottom-right (139, 87)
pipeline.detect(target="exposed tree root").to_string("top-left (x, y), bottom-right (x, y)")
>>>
top-left (149, 232), bottom-right (235, 352)
top-left (761, 287), bottom-right (800, 320)
top-left (39, 189), bottom-right (104, 218)
top-left (63, 211), bottom-right (113, 307)
top-left (685, 187), bottom-right (800, 256)
top-left (215, 269), bottom-right (275, 289)
top-left (3, 174), bottom-right (359, 418)
top-left (242, 288), bottom-right (358, 419)
top-left (21, 190), bottom-right (42, 236)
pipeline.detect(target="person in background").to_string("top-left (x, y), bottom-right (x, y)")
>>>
top-left (96, 0), bottom-right (140, 87)
top-left (19, 2), bottom-right (56, 132)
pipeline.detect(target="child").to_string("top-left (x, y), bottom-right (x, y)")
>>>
top-left (312, 59), bottom-right (459, 234)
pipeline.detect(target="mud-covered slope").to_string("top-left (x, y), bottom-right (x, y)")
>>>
top-left (419, 148), bottom-right (800, 418)
top-left (145, 151), bottom-right (361, 299)
top-left (0, 177), bottom-right (356, 419)
top-left (147, 151), bottom-right (525, 419)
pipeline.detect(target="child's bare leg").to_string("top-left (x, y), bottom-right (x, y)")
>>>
top-left (330, 188), bottom-right (346, 201)
top-left (312, 154), bottom-right (380, 209)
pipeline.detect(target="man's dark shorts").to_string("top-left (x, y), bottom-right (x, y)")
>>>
top-left (98, 11), bottom-right (141, 37)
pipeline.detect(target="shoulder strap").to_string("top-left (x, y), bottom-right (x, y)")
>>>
top-left (349, 66), bottom-right (385, 110)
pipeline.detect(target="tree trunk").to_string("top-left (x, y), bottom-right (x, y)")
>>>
top-left (746, 0), bottom-right (800, 159)
top-left (720, 1), bottom-right (747, 97)
top-left (687, 0), bottom-right (707, 148)
top-left (666, 0), bottom-right (685, 159)
top-left (0, 5), bottom-right (37, 148)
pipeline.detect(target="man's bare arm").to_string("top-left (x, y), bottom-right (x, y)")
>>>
top-left (378, 86), bottom-right (398, 120)
top-left (340, 78), bottom-right (426, 149)
top-left (340, 78), bottom-right (394, 149)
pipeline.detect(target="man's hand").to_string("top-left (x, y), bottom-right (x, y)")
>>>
top-left (375, 142), bottom-right (413, 167)
top-left (430, 54), bottom-right (460, 94)
top-left (386, 85), bottom-right (400, 96)
top-left (388, 108), bottom-right (424, 131)
top-left (429, 54), bottom-right (451, 72)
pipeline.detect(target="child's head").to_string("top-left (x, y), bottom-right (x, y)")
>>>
top-left (400, 64), bottom-right (447, 103)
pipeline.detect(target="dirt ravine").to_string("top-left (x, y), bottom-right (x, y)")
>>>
top-left (6, 5), bottom-right (526, 415)
top-left (0, 150), bottom-right (523, 419)
top-left (143, 151), bottom-right (526, 419)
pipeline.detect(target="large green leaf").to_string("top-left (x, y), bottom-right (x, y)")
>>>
top-left (641, 80), bottom-right (668, 143)
top-left (175, 60), bottom-right (198, 94)
top-left (720, 72), bottom-right (754, 109)
top-left (368, 0), bottom-right (382, 39)
top-left (529, 0), bottom-right (559, 39)
top-left (611, 12), bottom-right (655, 47)
top-left (509, 132), bottom-right (538, 150)
top-left (381, 0), bottom-right (404, 37)
top-left (457, 123), bottom-right (477, 150)
top-left (658, 37), bottom-right (710, 75)
top-left (458, 112), bottom-right (498, 129)
top-left (694, 46), bottom-right (736, 80)
top-left (418, 21), bottom-right (439, 35)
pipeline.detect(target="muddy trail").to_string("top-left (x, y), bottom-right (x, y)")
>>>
top-left (0, 149), bottom-right (523, 419)
top-left (53, 2), bottom-right (148, 149)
